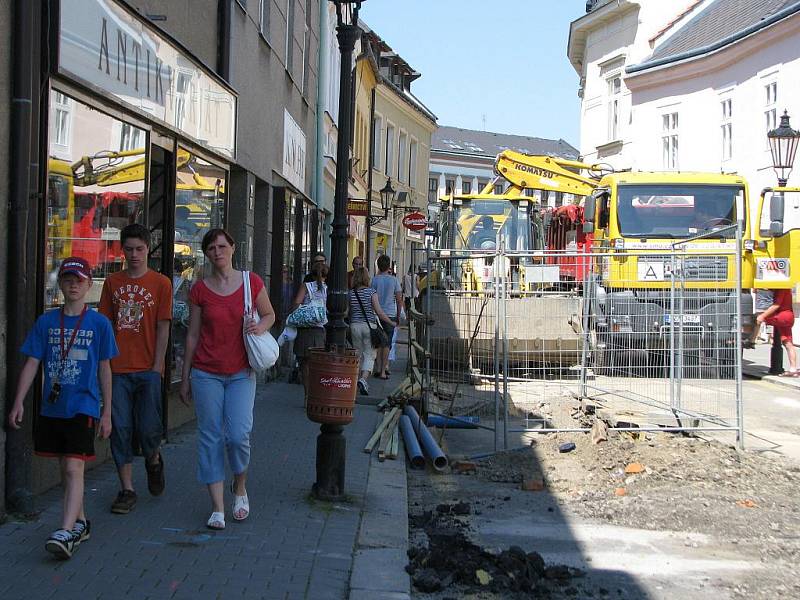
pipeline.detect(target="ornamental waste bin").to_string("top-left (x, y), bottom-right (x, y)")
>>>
top-left (305, 346), bottom-right (359, 425)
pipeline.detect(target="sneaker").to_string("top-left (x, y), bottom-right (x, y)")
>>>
top-left (357, 378), bottom-right (369, 396)
top-left (145, 453), bottom-right (165, 496)
top-left (111, 489), bottom-right (137, 514)
top-left (71, 519), bottom-right (91, 545)
top-left (45, 529), bottom-right (78, 559)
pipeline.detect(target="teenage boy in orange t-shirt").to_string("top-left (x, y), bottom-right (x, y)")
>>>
top-left (99, 224), bottom-right (172, 514)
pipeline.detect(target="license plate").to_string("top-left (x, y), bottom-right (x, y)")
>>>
top-left (665, 314), bottom-right (700, 324)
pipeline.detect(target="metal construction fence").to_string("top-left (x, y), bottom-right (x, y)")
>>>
top-left (416, 242), bottom-right (747, 453)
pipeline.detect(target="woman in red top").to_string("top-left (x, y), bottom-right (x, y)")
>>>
top-left (757, 288), bottom-right (797, 376)
top-left (180, 229), bottom-right (275, 529)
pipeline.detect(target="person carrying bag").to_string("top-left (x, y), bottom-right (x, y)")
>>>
top-left (242, 271), bottom-right (279, 371)
top-left (348, 267), bottom-right (394, 395)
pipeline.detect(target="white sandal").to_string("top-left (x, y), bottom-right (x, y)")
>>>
top-left (231, 481), bottom-right (250, 521)
top-left (206, 511), bottom-right (225, 530)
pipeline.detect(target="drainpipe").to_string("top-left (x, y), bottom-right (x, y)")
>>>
top-left (314, 0), bottom-right (330, 255)
top-left (364, 86), bottom-right (376, 266)
top-left (6, 0), bottom-right (36, 514)
top-left (216, 0), bottom-right (232, 81)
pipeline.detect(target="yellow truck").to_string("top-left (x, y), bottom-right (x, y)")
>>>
top-left (424, 149), bottom-right (798, 376)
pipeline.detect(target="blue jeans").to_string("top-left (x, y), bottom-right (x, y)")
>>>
top-left (191, 368), bottom-right (256, 485)
top-left (110, 371), bottom-right (164, 468)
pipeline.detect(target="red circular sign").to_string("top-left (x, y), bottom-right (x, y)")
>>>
top-left (402, 211), bottom-right (427, 231)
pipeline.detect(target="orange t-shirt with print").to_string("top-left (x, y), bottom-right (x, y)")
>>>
top-left (99, 269), bottom-right (173, 373)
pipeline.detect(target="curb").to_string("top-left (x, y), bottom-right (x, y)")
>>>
top-left (744, 370), bottom-right (800, 391)
top-left (348, 433), bottom-right (410, 599)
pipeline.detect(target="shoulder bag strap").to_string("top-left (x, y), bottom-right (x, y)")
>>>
top-left (354, 288), bottom-right (376, 331)
top-left (243, 271), bottom-right (252, 315)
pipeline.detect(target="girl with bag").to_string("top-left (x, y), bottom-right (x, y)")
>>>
top-left (348, 267), bottom-right (394, 396)
top-left (179, 229), bottom-right (275, 530)
top-left (291, 261), bottom-right (328, 389)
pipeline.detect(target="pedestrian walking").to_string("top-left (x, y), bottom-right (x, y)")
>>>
top-left (749, 288), bottom-right (774, 346)
top-left (292, 260), bottom-right (328, 388)
top-left (757, 287), bottom-right (797, 376)
top-left (99, 224), bottom-right (172, 515)
top-left (8, 257), bottom-right (118, 559)
top-left (348, 267), bottom-right (394, 395)
top-left (347, 255), bottom-right (365, 289)
top-left (371, 254), bottom-right (402, 379)
top-left (179, 228), bottom-right (276, 530)
top-left (402, 266), bottom-right (418, 315)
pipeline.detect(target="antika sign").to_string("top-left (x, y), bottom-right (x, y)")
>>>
top-left (59, 0), bottom-right (237, 158)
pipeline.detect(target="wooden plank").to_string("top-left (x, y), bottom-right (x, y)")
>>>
top-left (388, 425), bottom-right (400, 459)
top-left (363, 407), bottom-right (399, 453)
top-left (377, 412), bottom-right (401, 461)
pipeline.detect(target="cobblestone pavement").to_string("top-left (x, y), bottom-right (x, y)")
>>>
top-left (0, 380), bottom-right (381, 600)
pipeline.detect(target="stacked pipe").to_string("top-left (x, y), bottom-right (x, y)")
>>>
top-left (403, 405), bottom-right (448, 471)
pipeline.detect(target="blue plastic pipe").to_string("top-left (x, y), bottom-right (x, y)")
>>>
top-left (427, 415), bottom-right (479, 429)
top-left (399, 416), bottom-right (425, 469)
top-left (404, 405), bottom-right (448, 471)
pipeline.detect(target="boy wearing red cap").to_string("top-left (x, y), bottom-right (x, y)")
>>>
top-left (8, 256), bottom-right (118, 559)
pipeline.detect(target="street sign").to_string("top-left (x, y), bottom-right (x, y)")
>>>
top-left (347, 200), bottom-right (368, 216)
top-left (402, 211), bottom-right (427, 231)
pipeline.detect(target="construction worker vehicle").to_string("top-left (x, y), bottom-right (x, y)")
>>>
top-left (424, 148), bottom-right (798, 377)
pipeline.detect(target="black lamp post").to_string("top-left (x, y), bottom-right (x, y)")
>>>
top-left (766, 111), bottom-right (800, 374)
top-left (768, 111), bottom-right (800, 188)
top-left (326, 0), bottom-right (363, 349)
top-left (310, 0), bottom-right (363, 502)
top-left (368, 177), bottom-right (396, 226)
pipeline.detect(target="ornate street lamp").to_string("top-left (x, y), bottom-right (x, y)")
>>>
top-left (305, 0), bottom-right (364, 502)
top-left (767, 111), bottom-right (800, 187)
top-left (368, 177), bottom-right (396, 225)
top-left (765, 110), bottom-right (799, 375)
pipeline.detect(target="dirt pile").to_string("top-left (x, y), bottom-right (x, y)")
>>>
top-left (407, 508), bottom-right (584, 597)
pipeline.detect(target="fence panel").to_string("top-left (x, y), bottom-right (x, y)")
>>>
top-left (421, 243), bottom-right (745, 455)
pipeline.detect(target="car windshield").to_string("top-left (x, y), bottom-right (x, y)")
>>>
top-left (616, 184), bottom-right (743, 238)
top-left (443, 199), bottom-right (542, 251)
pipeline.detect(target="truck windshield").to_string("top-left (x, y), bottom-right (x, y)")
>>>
top-left (616, 184), bottom-right (743, 238)
top-left (442, 199), bottom-right (543, 251)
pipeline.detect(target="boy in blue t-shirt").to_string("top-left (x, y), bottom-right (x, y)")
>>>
top-left (7, 257), bottom-right (118, 560)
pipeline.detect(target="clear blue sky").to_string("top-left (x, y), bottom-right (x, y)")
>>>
top-left (359, 0), bottom-right (584, 148)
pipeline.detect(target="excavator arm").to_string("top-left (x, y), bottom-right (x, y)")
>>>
top-left (494, 149), bottom-right (602, 197)
top-left (71, 147), bottom-right (197, 187)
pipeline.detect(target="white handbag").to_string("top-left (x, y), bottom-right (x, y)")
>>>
top-left (242, 271), bottom-right (280, 371)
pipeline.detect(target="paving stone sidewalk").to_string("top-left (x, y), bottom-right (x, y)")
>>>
top-left (0, 379), bottom-right (388, 600)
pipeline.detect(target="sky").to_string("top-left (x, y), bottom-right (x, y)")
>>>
top-left (359, 0), bottom-right (585, 148)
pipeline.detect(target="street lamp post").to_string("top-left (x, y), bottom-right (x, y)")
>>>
top-left (309, 0), bottom-right (363, 502)
top-left (766, 111), bottom-right (800, 374)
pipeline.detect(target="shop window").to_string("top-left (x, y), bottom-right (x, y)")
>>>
top-left (172, 147), bottom-right (227, 383)
top-left (45, 90), bottom-right (146, 309)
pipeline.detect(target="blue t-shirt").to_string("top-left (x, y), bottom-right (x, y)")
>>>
top-left (21, 308), bottom-right (118, 419)
top-left (372, 273), bottom-right (401, 318)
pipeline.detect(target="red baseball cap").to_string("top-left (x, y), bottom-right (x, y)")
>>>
top-left (58, 257), bottom-right (92, 280)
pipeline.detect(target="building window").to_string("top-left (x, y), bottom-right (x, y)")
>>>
top-left (398, 131), bottom-right (407, 183)
top-left (607, 75), bottom-right (621, 141)
top-left (494, 183), bottom-right (504, 195)
top-left (721, 98), bottom-right (732, 161)
top-left (462, 181), bottom-right (472, 194)
top-left (119, 122), bottom-right (144, 151)
top-left (445, 179), bottom-right (455, 194)
top-left (372, 115), bottom-right (382, 171)
top-left (52, 92), bottom-right (72, 148)
top-left (385, 123), bottom-right (395, 177)
top-left (428, 177), bottom-right (438, 203)
top-left (661, 112), bottom-right (679, 170)
top-left (259, 0), bottom-right (270, 40)
top-left (285, 0), bottom-right (295, 73)
top-left (409, 139), bottom-right (418, 188)
top-left (765, 81), bottom-right (777, 132)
